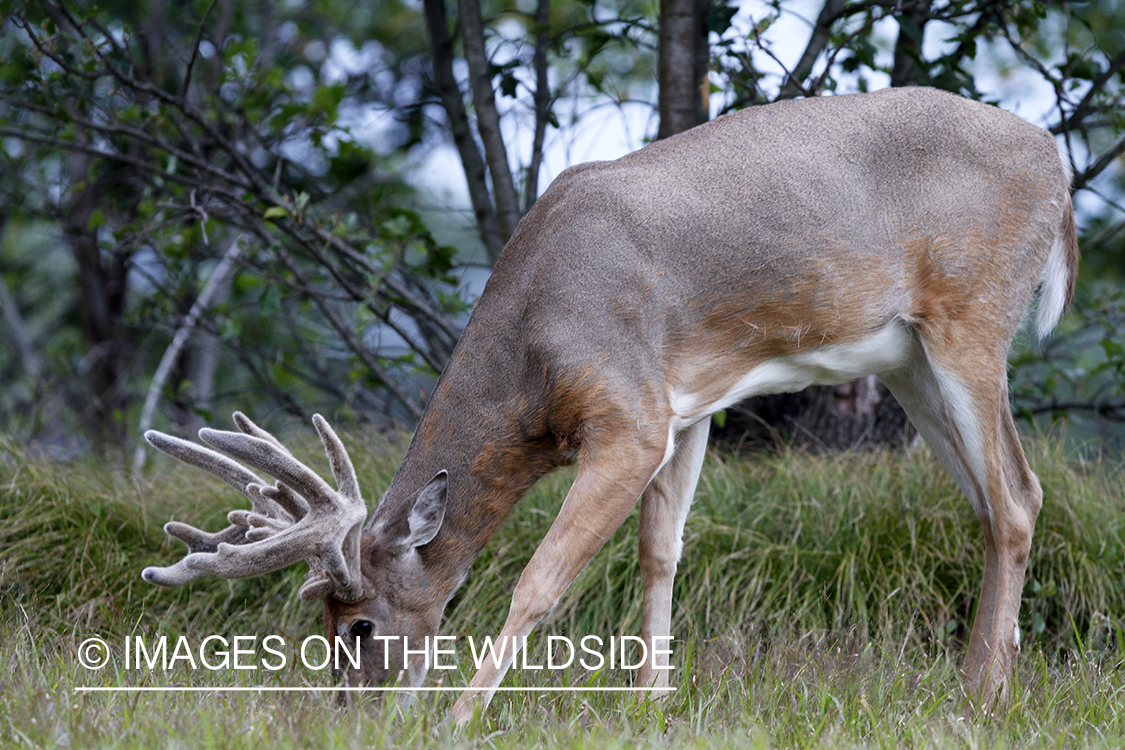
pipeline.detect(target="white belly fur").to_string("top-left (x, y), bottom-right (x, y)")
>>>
top-left (669, 319), bottom-right (914, 425)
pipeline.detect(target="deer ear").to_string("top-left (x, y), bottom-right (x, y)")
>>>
top-left (405, 471), bottom-right (447, 548)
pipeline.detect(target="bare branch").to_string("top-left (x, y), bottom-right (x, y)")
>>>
top-left (1052, 48), bottom-right (1125, 135)
top-left (1071, 131), bottom-right (1125, 193)
top-left (750, 29), bottom-right (802, 97)
top-left (320, 231), bottom-right (462, 342)
top-left (0, 272), bottom-right (43, 381)
top-left (524, 0), bottom-right (551, 212)
top-left (1018, 398), bottom-right (1125, 421)
top-left (778, 0), bottom-right (847, 99)
top-left (270, 239), bottom-right (425, 421)
top-left (181, 0), bottom-right (221, 98)
top-left (133, 234), bottom-right (247, 474)
top-left (423, 0), bottom-right (506, 263)
top-left (810, 5), bottom-right (898, 94)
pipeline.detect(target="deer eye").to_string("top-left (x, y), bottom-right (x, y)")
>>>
top-left (349, 620), bottom-right (374, 639)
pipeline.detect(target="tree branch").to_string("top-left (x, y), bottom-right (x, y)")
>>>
top-left (422, 0), bottom-right (506, 263)
top-left (1051, 48), bottom-right (1125, 135)
top-left (524, 0), bottom-right (551, 212)
top-left (133, 234), bottom-right (246, 474)
top-left (181, 0), bottom-right (221, 98)
top-left (0, 269), bottom-right (43, 382)
top-left (890, 1), bottom-right (931, 87)
top-left (778, 0), bottom-right (847, 99)
top-left (1019, 398), bottom-right (1125, 421)
top-left (268, 237), bottom-right (425, 421)
top-left (1071, 131), bottom-right (1125, 193)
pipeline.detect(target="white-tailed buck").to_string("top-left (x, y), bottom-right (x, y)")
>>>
top-left (142, 87), bottom-right (1077, 721)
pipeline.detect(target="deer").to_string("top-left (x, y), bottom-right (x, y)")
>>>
top-left (141, 86), bottom-right (1078, 723)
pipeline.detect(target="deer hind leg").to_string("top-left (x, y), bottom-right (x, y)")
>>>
top-left (450, 427), bottom-right (673, 724)
top-left (881, 336), bottom-right (1041, 711)
top-left (962, 393), bottom-right (1041, 709)
top-left (636, 418), bottom-right (710, 695)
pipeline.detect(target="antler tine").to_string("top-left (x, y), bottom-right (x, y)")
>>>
top-left (143, 487), bottom-right (366, 598)
top-left (312, 414), bottom-right (361, 502)
top-left (144, 428), bottom-right (297, 524)
top-left (198, 429), bottom-right (339, 509)
top-left (231, 411), bottom-right (291, 454)
top-left (144, 430), bottom-right (264, 504)
top-left (161, 520), bottom-right (251, 555)
top-left (142, 520), bottom-right (321, 587)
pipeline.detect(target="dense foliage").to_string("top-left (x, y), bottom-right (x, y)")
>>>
top-left (0, 0), bottom-right (1123, 456)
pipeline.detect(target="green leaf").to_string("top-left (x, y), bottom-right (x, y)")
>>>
top-left (263, 206), bottom-right (289, 220)
top-left (312, 83), bottom-right (346, 123)
top-left (381, 215), bottom-right (412, 238)
top-left (500, 72), bottom-right (519, 98)
top-left (706, 1), bottom-right (739, 35)
top-left (86, 208), bottom-right (107, 232)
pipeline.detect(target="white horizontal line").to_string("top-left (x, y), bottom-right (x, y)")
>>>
top-left (75, 686), bottom-right (676, 693)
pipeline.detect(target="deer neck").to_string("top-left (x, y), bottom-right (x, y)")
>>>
top-left (379, 330), bottom-right (562, 599)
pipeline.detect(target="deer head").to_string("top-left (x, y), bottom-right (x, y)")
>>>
top-left (321, 468), bottom-right (450, 690)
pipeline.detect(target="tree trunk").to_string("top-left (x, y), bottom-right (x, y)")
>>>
top-left (711, 376), bottom-right (914, 453)
top-left (68, 221), bottom-right (130, 450)
top-left (891, 2), bottom-right (931, 88)
top-left (423, 0), bottom-right (506, 263)
top-left (524, 0), bottom-right (551, 212)
top-left (64, 159), bottom-right (132, 451)
top-left (657, 0), bottom-right (711, 140)
top-left (457, 0), bottom-right (523, 243)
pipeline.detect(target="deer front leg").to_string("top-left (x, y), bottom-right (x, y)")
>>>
top-left (450, 436), bottom-right (670, 724)
top-left (636, 419), bottom-right (709, 695)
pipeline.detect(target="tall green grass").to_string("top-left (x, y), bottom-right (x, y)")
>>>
top-left (2, 429), bottom-right (1123, 747)
top-left (447, 438), bottom-right (1124, 658)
